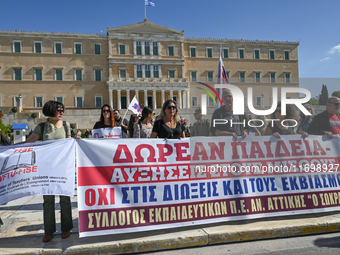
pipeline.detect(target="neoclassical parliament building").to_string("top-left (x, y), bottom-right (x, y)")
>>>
top-left (0, 19), bottom-right (299, 128)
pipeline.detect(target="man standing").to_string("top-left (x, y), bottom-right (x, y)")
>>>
top-left (211, 89), bottom-right (249, 140)
top-left (191, 108), bottom-right (211, 136)
top-left (113, 109), bottom-right (129, 138)
top-left (307, 96), bottom-right (340, 139)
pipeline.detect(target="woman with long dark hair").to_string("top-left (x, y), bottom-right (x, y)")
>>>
top-left (134, 106), bottom-right (155, 138)
top-left (26, 100), bottom-right (73, 242)
top-left (151, 100), bottom-right (185, 139)
top-left (127, 114), bottom-right (139, 138)
top-left (93, 104), bottom-right (116, 129)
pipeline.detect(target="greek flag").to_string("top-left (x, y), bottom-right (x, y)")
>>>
top-left (145, 0), bottom-right (155, 7)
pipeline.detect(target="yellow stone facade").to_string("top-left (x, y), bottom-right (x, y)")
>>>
top-left (0, 19), bottom-right (299, 117)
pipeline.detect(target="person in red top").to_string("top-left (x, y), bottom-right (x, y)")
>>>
top-left (307, 96), bottom-right (340, 139)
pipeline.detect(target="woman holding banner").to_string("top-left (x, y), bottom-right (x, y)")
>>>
top-left (93, 104), bottom-right (116, 130)
top-left (134, 106), bottom-right (155, 138)
top-left (151, 100), bottom-right (185, 139)
top-left (26, 100), bottom-right (73, 242)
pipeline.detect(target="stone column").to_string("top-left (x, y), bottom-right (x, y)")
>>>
top-left (161, 90), bottom-right (165, 105)
top-left (109, 88), bottom-right (113, 108)
top-left (144, 90), bottom-right (148, 107)
top-left (117, 89), bottom-right (121, 110)
top-left (186, 89), bottom-right (190, 108)
top-left (126, 90), bottom-right (130, 107)
top-left (153, 90), bottom-right (157, 109)
top-left (170, 90), bottom-right (173, 100)
top-left (178, 89), bottom-right (182, 109)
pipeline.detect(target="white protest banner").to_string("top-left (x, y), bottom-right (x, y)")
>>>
top-left (91, 127), bottom-right (122, 139)
top-left (0, 138), bottom-right (76, 205)
top-left (76, 135), bottom-right (340, 238)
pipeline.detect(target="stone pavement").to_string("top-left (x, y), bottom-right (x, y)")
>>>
top-left (1, 189), bottom-right (340, 255)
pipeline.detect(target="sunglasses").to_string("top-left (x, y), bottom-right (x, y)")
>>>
top-left (330, 102), bottom-right (340, 106)
top-left (102, 110), bottom-right (110, 113)
top-left (56, 109), bottom-right (64, 113)
top-left (306, 108), bottom-right (312, 111)
top-left (166, 105), bottom-right (177, 110)
top-left (152, 112), bottom-right (155, 115)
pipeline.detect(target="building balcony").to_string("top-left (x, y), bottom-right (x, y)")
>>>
top-left (110, 77), bottom-right (188, 83)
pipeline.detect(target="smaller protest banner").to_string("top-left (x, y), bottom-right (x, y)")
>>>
top-left (92, 127), bottom-right (122, 139)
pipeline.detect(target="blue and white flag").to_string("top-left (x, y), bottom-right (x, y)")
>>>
top-left (145, 0), bottom-right (155, 7)
top-left (128, 96), bottom-right (142, 115)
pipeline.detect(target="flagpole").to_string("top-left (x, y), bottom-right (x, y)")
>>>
top-left (145, 0), bottom-right (146, 19)
top-left (122, 109), bottom-right (129, 121)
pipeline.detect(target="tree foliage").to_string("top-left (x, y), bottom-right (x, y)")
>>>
top-left (319, 84), bottom-right (329, 105)
top-left (332, 91), bottom-right (340, 98)
top-left (0, 111), bottom-right (12, 136)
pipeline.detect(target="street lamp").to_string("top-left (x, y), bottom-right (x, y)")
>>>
top-left (261, 94), bottom-right (264, 108)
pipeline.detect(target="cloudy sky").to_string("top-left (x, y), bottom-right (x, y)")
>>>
top-left (1, 0), bottom-right (339, 97)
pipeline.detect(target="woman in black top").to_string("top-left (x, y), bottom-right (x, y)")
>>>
top-left (151, 99), bottom-right (185, 139)
top-left (265, 102), bottom-right (297, 138)
top-left (93, 104), bottom-right (116, 129)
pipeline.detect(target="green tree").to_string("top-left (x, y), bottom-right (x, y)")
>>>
top-left (332, 91), bottom-right (340, 98)
top-left (0, 111), bottom-right (12, 136)
top-left (319, 84), bottom-right (329, 105)
top-left (308, 95), bottom-right (319, 105)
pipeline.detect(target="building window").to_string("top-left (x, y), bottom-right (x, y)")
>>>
top-left (168, 70), bottom-right (175, 78)
top-left (55, 42), bottom-right (62, 54)
top-left (119, 44), bottom-right (125, 55)
top-left (285, 73), bottom-right (291, 83)
top-left (207, 71), bottom-right (214, 82)
top-left (76, 97), bottom-right (83, 107)
top-left (145, 42), bottom-right (150, 55)
top-left (145, 65), bottom-right (151, 78)
top-left (153, 65), bottom-right (159, 78)
top-left (239, 72), bottom-right (245, 83)
top-left (207, 48), bottom-right (213, 58)
top-left (75, 43), bottom-right (82, 54)
top-left (36, 97), bottom-right (43, 107)
top-left (208, 97), bottom-right (214, 107)
top-left (284, 50), bottom-right (290, 60)
top-left (13, 68), bottom-right (22, 80)
top-left (119, 69), bottom-right (127, 78)
top-left (270, 72), bottom-right (276, 83)
top-left (75, 69), bottom-right (82, 81)
top-left (55, 69), bottom-right (63, 81)
top-left (239, 49), bottom-right (245, 59)
top-left (168, 46), bottom-right (174, 56)
top-left (223, 48), bottom-right (229, 58)
top-left (191, 71), bottom-right (197, 82)
top-left (56, 96), bottom-right (63, 103)
top-left (95, 96), bottom-right (102, 107)
top-left (153, 42), bottom-right (158, 56)
top-left (255, 72), bottom-right (261, 83)
top-left (94, 70), bottom-right (102, 81)
top-left (34, 42), bottom-right (42, 53)
top-left (95, 44), bottom-right (101, 55)
top-left (35, 68), bottom-right (42, 81)
top-left (136, 41), bottom-right (142, 55)
top-left (13, 41), bottom-right (21, 53)
top-left (190, 47), bottom-right (196, 57)
top-left (256, 96), bottom-right (262, 106)
top-left (137, 65), bottom-right (142, 78)
top-left (254, 49), bottom-right (260, 59)
top-left (269, 49), bottom-right (275, 60)
top-left (192, 96), bottom-right (198, 107)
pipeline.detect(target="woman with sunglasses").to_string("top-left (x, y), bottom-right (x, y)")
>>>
top-left (297, 104), bottom-right (314, 134)
top-left (26, 100), bottom-right (73, 242)
top-left (93, 104), bottom-right (116, 130)
top-left (151, 100), bottom-right (185, 139)
top-left (134, 106), bottom-right (155, 138)
top-left (265, 102), bottom-right (298, 139)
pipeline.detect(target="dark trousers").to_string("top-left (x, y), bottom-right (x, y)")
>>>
top-left (43, 195), bottom-right (73, 235)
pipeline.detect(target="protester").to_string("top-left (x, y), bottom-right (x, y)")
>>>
top-left (191, 108), bottom-right (211, 136)
top-left (211, 89), bottom-right (249, 140)
top-left (93, 104), bottom-right (116, 130)
top-left (248, 115), bottom-right (261, 136)
top-left (84, 129), bottom-right (90, 138)
top-left (134, 107), bottom-right (155, 138)
top-left (151, 99), bottom-right (185, 139)
top-left (0, 128), bottom-right (11, 146)
top-left (297, 104), bottom-right (314, 134)
top-left (307, 97), bottom-right (340, 139)
top-left (25, 100), bottom-right (73, 242)
top-left (127, 114), bottom-right (139, 138)
top-left (265, 102), bottom-right (298, 139)
top-left (113, 109), bottom-right (128, 138)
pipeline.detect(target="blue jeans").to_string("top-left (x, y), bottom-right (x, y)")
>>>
top-left (43, 195), bottom-right (73, 235)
